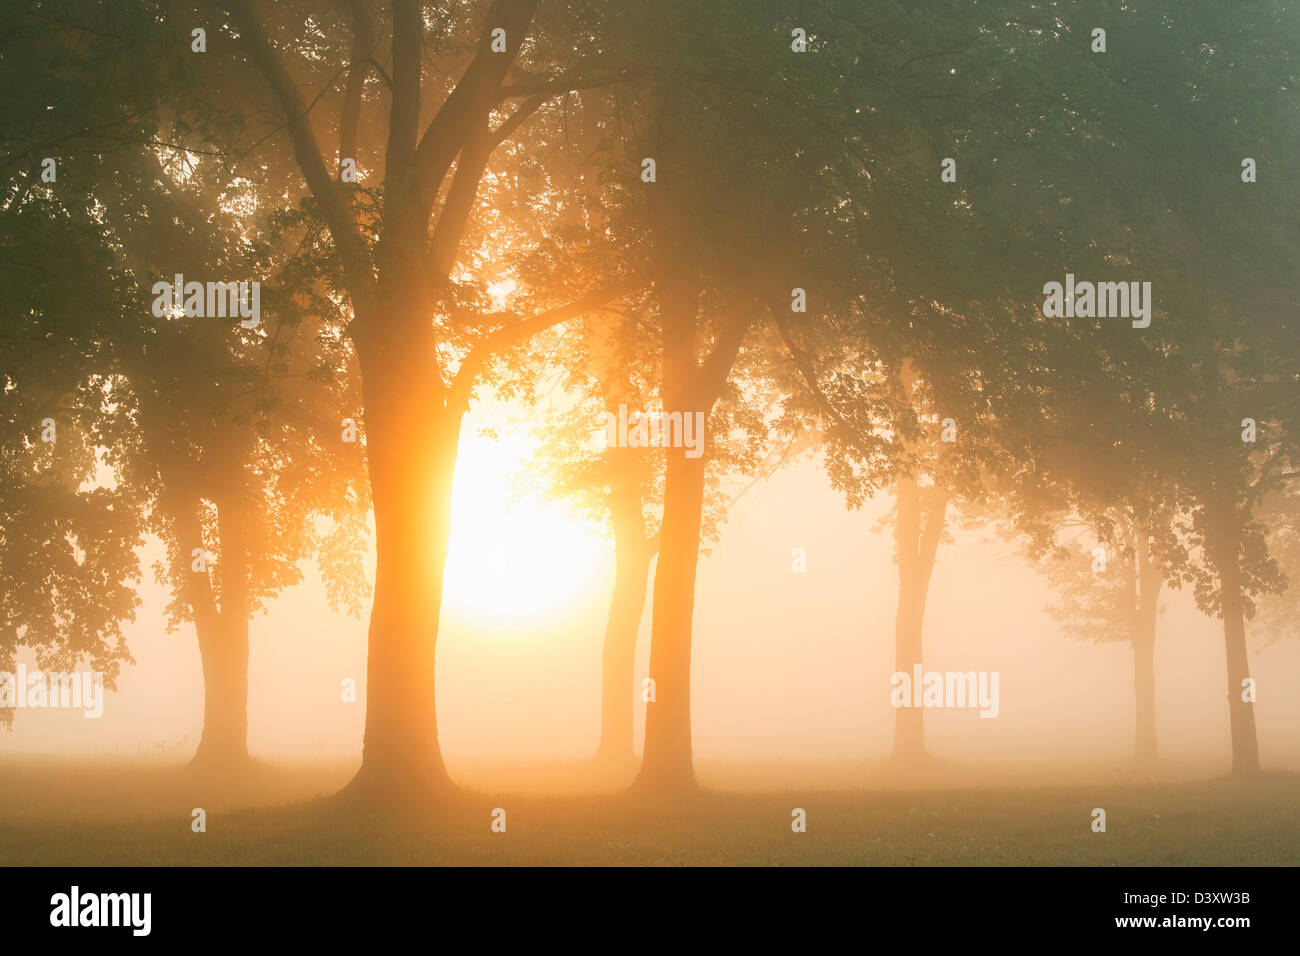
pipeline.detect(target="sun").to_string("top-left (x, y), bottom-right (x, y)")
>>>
top-left (441, 417), bottom-right (608, 624)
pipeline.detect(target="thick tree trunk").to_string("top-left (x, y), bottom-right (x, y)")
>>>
top-left (192, 611), bottom-right (250, 768)
top-left (635, 447), bottom-right (707, 792)
top-left (341, 312), bottom-right (461, 806)
top-left (633, 265), bottom-right (711, 794)
top-left (232, 0), bottom-right (546, 807)
top-left (595, 478), bottom-right (654, 769)
top-left (168, 488), bottom-right (253, 771)
top-left (1207, 509), bottom-right (1260, 775)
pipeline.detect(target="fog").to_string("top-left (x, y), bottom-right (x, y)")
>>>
top-left (7, 406), bottom-right (1297, 789)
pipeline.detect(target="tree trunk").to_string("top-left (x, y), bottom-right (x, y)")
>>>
top-left (892, 476), bottom-right (925, 760)
top-left (633, 265), bottom-right (710, 794)
top-left (168, 488), bottom-right (252, 771)
top-left (341, 313), bottom-right (461, 806)
top-left (634, 446), bottom-right (707, 792)
top-left (595, 471), bottom-right (654, 769)
top-left (1131, 535), bottom-right (1162, 765)
top-left (1207, 507), bottom-right (1260, 775)
top-left (891, 476), bottom-right (947, 763)
top-left (228, 0), bottom-right (546, 806)
top-left (1131, 621), bottom-right (1157, 765)
top-left (192, 609), bottom-right (250, 768)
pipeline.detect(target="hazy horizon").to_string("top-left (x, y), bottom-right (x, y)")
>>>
top-left (5, 403), bottom-right (1297, 781)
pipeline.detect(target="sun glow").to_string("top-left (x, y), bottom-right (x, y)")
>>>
top-left (442, 417), bottom-right (608, 625)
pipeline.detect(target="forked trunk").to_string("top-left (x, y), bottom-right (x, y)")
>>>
top-left (171, 487), bottom-right (253, 771)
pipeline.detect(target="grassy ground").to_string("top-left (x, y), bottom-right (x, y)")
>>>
top-left (0, 757), bottom-right (1296, 865)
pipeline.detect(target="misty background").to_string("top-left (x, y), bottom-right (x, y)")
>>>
top-left (7, 401), bottom-right (1298, 780)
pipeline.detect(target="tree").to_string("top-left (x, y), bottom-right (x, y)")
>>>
top-left (225, 0), bottom-right (642, 803)
top-left (521, 314), bottom-right (663, 772)
top-left (1028, 500), bottom-right (1184, 762)
top-left (103, 144), bottom-right (372, 768)
top-left (767, 1), bottom-right (1069, 766)
top-left (0, 0), bottom-right (163, 727)
top-left (1027, 0), bottom-right (1300, 775)
top-left (523, 304), bottom-right (766, 772)
top-left (0, 148), bottom-right (144, 726)
top-left (0, 2), bottom-right (371, 764)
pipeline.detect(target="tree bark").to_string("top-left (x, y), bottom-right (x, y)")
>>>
top-left (340, 304), bottom-right (461, 805)
top-left (891, 475), bottom-right (948, 763)
top-left (192, 607), bottom-right (251, 768)
top-left (1131, 534), bottom-right (1162, 765)
top-left (1207, 510), bottom-right (1261, 775)
top-left (892, 475), bottom-right (925, 760)
top-left (1131, 628), bottom-right (1156, 765)
top-left (635, 447), bottom-right (707, 792)
top-left (194, 492), bottom-right (252, 768)
top-left (595, 461), bottom-right (655, 769)
top-left (166, 486), bottom-right (252, 770)
top-left (632, 264), bottom-right (715, 794)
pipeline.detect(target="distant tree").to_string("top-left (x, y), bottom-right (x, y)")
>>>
top-left (0, 152), bottom-right (144, 725)
top-left (942, 0), bottom-right (1299, 776)
top-left (0, 0), bottom-right (162, 724)
top-left (102, 145), bottom-right (372, 768)
top-left (1028, 494), bottom-right (1187, 763)
top-left (1250, 489), bottom-right (1300, 649)
top-left (521, 313), bottom-right (663, 772)
top-left (0, 2), bottom-right (371, 763)
top-left (523, 300), bottom-right (772, 772)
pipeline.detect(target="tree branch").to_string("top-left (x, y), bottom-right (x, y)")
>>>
top-left (497, 64), bottom-right (653, 100)
top-left (228, 0), bottom-right (375, 309)
top-left (696, 308), bottom-right (750, 406)
top-left (771, 307), bottom-right (881, 460)
top-left (427, 94), bottom-right (546, 276)
top-left (339, 0), bottom-right (380, 166)
top-left (448, 274), bottom-right (642, 412)
top-left (411, 0), bottom-right (540, 221)
top-left (384, 0), bottom-right (422, 180)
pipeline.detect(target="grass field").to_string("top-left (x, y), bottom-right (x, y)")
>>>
top-left (1, 757), bottom-right (1296, 865)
